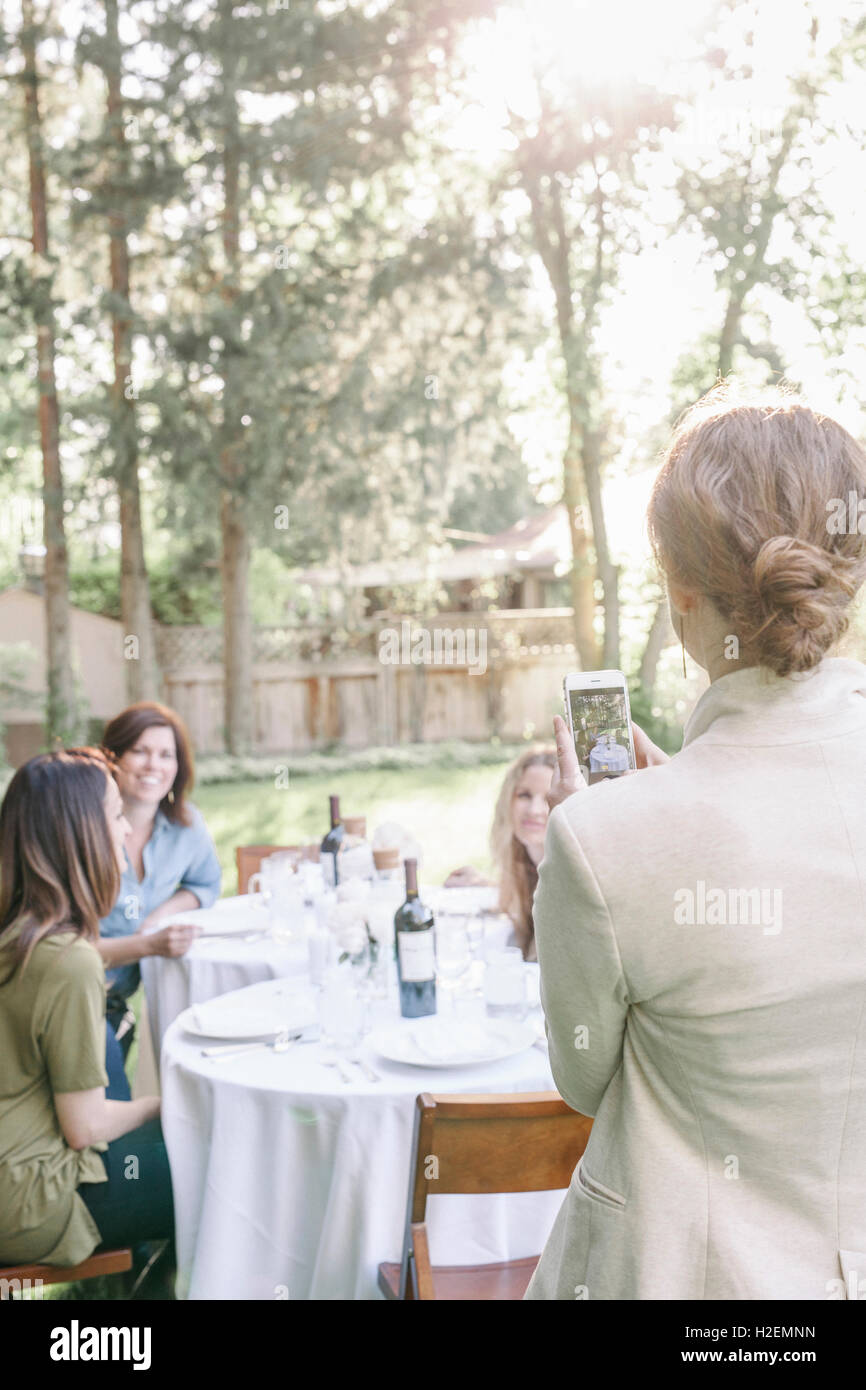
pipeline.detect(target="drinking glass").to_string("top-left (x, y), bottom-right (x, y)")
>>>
top-left (318, 967), bottom-right (366, 1052)
top-left (435, 915), bottom-right (472, 1014)
top-left (306, 922), bottom-right (334, 987)
top-left (249, 854), bottom-right (302, 941)
top-left (484, 947), bottom-right (527, 1020)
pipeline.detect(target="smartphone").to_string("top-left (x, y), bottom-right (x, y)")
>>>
top-left (562, 670), bottom-right (637, 787)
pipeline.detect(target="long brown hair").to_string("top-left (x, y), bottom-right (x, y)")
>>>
top-left (102, 702), bottom-right (194, 826)
top-left (0, 747), bottom-right (121, 982)
top-left (490, 747), bottom-right (556, 958)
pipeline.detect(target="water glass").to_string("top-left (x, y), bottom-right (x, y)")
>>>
top-left (318, 967), bottom-right (366, 1052)
top-left (484, 947), bottom-right (527, 1020)
top-left (307, 923), bottom-right (333, 986)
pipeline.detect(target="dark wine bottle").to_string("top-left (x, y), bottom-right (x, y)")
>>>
top-left (320, 794), bottom-right (345, 887)
top-left (395, 858), bottom-right (436, 1018)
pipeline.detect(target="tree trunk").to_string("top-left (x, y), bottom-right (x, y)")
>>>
top-left (522, 167), bottom-right (613, 669)
top-left (21, 0), bottom-right (77, 745)
top-left (218, 0), bottom-right (252, 754)
top-left (717, 290), bottom-right (745, 378)
top-left (717, 125), bottom-right (797, 380)
top-left (583, 425), bottom-right (619, 669)
top-left (638, 599), bottom-right (675, 697)
top-left (562, 427), bottom-right (601, 670)
top-left (104, 0), bottom-right (160, 703)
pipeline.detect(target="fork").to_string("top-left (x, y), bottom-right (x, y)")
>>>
top-left (348, 1054), bottom-right (381, 1084)
top-left (321, 1055), bottom-right (354, 1085)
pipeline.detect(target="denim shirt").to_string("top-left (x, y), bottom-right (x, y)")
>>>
top-left (100, 804), bottom-right (222, 1001)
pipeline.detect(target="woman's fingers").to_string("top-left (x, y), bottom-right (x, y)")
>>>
top-left (631, 720), bottom-right (670, 768)
top-left (155, 923), bottom-right (200, 957)
top-left (547, 715), bottom-right (587, 810)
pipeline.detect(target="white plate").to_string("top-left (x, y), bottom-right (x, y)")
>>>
top-left (369, 1016), bottom-right (535, 1068)
top-left (179, 980), bottom-right (317, 1041)
top-left (146, 895), bottom-right (271, 939)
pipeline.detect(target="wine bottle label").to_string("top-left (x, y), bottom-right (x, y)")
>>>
top-left (397, 931), bottom-right (435, 983)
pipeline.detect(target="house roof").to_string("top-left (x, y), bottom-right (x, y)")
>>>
top-left (293, 506), bottom-right (571, 590)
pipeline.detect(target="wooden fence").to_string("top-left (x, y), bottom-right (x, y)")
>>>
top-left (155, 610), bottom-right (578, 753)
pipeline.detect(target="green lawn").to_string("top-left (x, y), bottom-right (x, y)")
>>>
top-left (195, 761), bottom-right (513, 893)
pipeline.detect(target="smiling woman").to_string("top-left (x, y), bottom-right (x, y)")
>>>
top-left (444, 745), bottom-right (556, 960)
top-left (96, 703), bottom-right (222, 1055)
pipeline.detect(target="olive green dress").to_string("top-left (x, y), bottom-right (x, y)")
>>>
top-left (0, 930), bottom-right (108, 1265)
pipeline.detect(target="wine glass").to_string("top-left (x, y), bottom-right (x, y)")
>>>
top-left (434, 914), bottom-right (472, 1014)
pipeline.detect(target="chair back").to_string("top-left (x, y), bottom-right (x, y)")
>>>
top-left (397, 1091), bottom-right (592, 1298)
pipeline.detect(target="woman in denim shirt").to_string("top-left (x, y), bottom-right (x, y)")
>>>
top-left (96, 703), bottom-right (221, 1052)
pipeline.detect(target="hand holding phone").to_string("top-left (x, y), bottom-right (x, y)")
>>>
top-left (548, 714), bottom-right (588, 811)
top-left (562, 670), bottom-right (637, 787)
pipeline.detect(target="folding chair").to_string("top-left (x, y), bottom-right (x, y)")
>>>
top-left (378, 1091), bottom-right (592, 1300)
top-left (0, 1248), bottom-right (132, 1299)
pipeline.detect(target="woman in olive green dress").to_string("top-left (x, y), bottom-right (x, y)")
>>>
top-left (0, 748), bottom-right (172, 1268)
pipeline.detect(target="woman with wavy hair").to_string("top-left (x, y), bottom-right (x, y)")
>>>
top-left (97, 702), bottom-right (221, 1054)
top-left (527, 383), bottom-right (866, 1301)
top-left (0, 749), bottom-right (172, 1269)
top-left (445, 746), bottom-right (557, 960)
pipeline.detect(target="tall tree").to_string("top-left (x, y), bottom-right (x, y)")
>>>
top-left (141, 0), bottom-right (497, 752)
top-left (506, 82), bottom-right (673, 669)
top-left (19, 0), bottom-right (78, 743)
top-left (101, 0), bottom-right (160, 701)
top-left (676, 5), bottom-right (854, 390)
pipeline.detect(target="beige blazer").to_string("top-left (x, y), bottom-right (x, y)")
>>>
top-left (526, 658), bottom-right (866, 1301)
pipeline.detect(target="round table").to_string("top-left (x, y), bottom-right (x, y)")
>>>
top-left (160, 978), bottom-right (565, 1300)
top-left (141, 896), bottom-right (312, 1050)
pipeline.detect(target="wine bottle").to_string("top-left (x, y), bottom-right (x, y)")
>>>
top-left (394, 857), bottom-right (436, 1018)
top-left (320, 794), bottom-right (345, 887)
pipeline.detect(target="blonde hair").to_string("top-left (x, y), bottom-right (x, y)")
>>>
top-left (647, 382), bottom-right (866, 677)
top-left (491, 746), bottom-right (556, 957)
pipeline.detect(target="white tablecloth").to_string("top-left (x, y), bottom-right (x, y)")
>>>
top-left (141, 900), bottom-right (312, 1050)
top-left (160, 980), bottom-right (566, 1300)
top-left (143, 890), bottom-right (515, 1051)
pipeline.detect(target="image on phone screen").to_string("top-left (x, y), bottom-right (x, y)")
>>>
top-left (567, 687), bottom-right (636, 786)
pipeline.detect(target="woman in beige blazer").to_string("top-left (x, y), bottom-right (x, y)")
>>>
top-left (526, 385), bottom-right (866, 1301)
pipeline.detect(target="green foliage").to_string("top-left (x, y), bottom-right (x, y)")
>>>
top-left (68, 552), bottom-right (222, 625)
top-left (627, 684), bottom-right (684, 757)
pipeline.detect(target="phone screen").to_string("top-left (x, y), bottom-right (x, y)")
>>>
top-left (567, 686), bottom-right (636, 785)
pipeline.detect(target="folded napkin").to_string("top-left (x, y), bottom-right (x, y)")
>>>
top-left (190, 991), bottom-right (316, 1038)
top-left (410, 1021), bottom-right (500, 1062)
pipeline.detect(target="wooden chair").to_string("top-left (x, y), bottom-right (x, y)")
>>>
top-left (0, 1248), bottom-right (132, 1299)
top-left (235, 843), bottom-right (320, 894)
top-left (378, 1091), bottom-right (592, 1301)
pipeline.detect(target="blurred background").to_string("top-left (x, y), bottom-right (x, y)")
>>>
top-left (2, 0), bottom-right (866, 872)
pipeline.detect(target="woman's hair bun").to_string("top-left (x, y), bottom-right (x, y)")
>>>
top-left (747, 536), bottom-right (861, 676)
